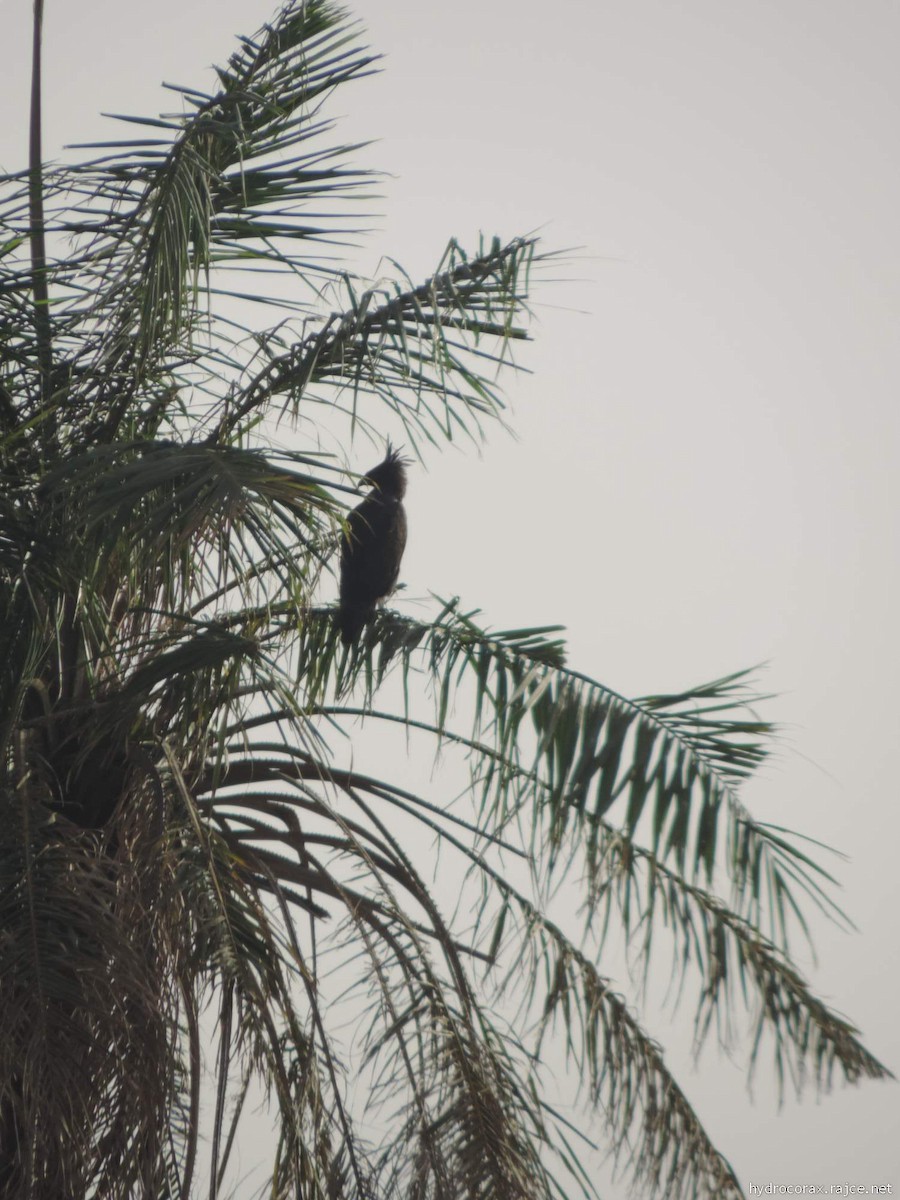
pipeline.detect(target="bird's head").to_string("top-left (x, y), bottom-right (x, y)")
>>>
top-left (360, 443), bottom-right (410, 499)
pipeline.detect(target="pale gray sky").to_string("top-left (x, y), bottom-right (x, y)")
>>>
top-left (2, 0), bottom-right (898, 1192)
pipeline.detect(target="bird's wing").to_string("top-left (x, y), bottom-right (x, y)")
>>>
top-left (340, 495), bottom-right (406, 604)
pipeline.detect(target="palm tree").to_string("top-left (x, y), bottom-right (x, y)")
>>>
top-left (0, 2), bottom-right (890, 1197)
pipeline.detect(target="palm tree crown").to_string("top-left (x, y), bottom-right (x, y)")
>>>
top-left (0, 2), bottom-right (890, 1197)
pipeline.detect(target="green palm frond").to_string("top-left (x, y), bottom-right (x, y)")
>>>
top-left (212, 233), bottom-right (540, 449)
top-left (285, 605), bottom-right (836, 944)
top-left (0, 0), bottom-right (377, 447)
top-left (39, 440), bottom-right (341, 585)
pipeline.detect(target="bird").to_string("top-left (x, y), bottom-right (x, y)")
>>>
top-left (338, 444), bottom-right (409, 645)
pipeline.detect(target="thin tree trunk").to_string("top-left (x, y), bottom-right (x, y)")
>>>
top-left (28, 0), bottom-right (55, 442)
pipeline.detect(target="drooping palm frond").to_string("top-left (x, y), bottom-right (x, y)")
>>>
top-left (285, 605), bottom-right (836, 940)
top-left (162, 599), bottom-right (884, 1199)
top-left (0, 774), bottom-right (184, 1197)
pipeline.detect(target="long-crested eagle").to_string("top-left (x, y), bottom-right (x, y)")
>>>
top-left (338, 445), bottom-right (409, 644)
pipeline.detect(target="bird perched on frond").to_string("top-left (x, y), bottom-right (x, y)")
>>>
top-left (338, 444), bottom-right (409, 645)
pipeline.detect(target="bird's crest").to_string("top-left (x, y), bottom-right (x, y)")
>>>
top-left (360, 442), bottom-right (410, 497)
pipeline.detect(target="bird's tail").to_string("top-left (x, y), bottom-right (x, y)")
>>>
top-left (338, 602), bottom-right (373, 646)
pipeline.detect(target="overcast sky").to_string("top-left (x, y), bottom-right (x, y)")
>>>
top-left (1, 0), bottom-right (898, 1192)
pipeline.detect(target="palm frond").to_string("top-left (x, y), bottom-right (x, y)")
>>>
top-left (195, 678), bottom-right (891, 1199)
top-left (0, 0), bottom-right (377, 445)
top-left (0, 777), bottom-right (183, 1196)
top-left (212, 234), bottom-right (541, 449)
top-left (286, 605), bottom-right (839, 948)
